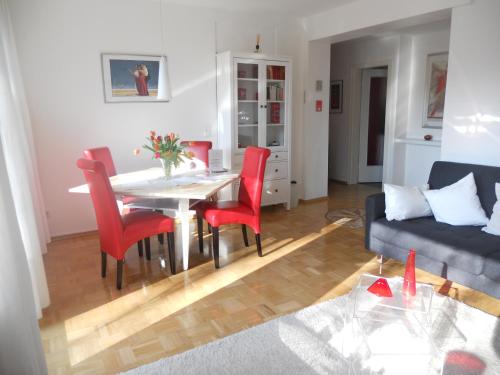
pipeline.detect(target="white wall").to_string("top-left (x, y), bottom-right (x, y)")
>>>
top-left (402, 27), bottom-right (450, 185)
top-left (328, 36), bottom-right (399, 182)
top-left (301, 0), bottom-right (465, 199)
top-left (303, 0), bottom-right (468, 42)
top-left (441, 0), bottom-right (500, 166)
top-left (8, 0), bottom-right (306, 236)
top-left (327, 24), bottom-right (450, 186)
top-left (302, 39), bottom-right (331, 200)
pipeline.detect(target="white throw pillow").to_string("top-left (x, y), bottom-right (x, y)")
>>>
top-left (482, 183), bottom-right (500, 235)
top-left (384, 183), bottom-right (432, 221)
top-left (423, 173), bottom-right (488, 226)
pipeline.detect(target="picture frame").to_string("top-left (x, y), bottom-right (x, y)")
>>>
top-left (422, 52), bottom-right (448, 128)
top-left (330, 80), bottom-right (343, 113)
top-left (101, 53), bottom-right (168, 103)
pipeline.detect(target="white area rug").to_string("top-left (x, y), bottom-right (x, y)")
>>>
top-left (124, 294), bottom-right (500, 375)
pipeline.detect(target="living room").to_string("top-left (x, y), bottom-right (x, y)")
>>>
top-left (1, 0), bottom-right (499, 374)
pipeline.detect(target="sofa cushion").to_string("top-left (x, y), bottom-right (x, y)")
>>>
top-left (371, 217), bottom-right (500, 275)
top-left (428, 161), bottom-right (500, 217)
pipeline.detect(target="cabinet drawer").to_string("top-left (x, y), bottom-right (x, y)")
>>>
top-left (269, 151), bottom-right (288, 162)
top-left (265, 162), bottom-right (288, 180)
top-left (233, 151), bottom-right (288, 168)
top-left (261, 179), bottom-right (290, 206)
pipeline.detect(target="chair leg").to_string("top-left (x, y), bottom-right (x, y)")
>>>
top-left (255, 234), bottom-right (263, 257)
top-left (208, 223), bottom-right (212, 234)
top-left (145, 237), bottom-right (151, 261)
top-left (137, 240), bottom-right (144, 257)
top-left (212, 227), bottom-right (220, 269)
top-left (167, 232), bottom-right (176, 275)
top-left (101, 251), bottom-right (107, 278)
top-left (197, 214), bottom-right (204, 253)
top-left (116, 259), bottom-right (124, 289)
top-left (158, 233), bottom-right (164, 245)
top-left (241, 224), bottom-right (249, 247)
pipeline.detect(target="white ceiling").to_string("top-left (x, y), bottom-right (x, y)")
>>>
top-left (163, 0), bottom-right (357, 17)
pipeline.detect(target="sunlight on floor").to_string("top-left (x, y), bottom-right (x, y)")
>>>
top-left (64, 221), bottom-right (347, 366)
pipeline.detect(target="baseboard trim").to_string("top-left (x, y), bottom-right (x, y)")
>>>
top-left (299, 196), bottom-right (329, 204)
top-left (51, 230), bottom-right (98, 242)
top-left (328, 179), bottom-right (348, 185)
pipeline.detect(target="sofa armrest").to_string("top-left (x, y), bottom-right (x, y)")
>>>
top-left (365, 193), bottom-right (386, 250)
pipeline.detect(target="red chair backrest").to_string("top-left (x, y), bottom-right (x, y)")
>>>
top-left (180, 141), bottom-right (212, 168)
top-left (77, 158), bottom-right (123, 258)
top-left (238, 146), bottom-right (271, 213)
top-left (83, 147), bottom-right (117, 177)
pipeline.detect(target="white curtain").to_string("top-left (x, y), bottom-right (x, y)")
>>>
top-left (0, 0), bottom-right (50, 317)
top-left (0, 140), bottom-right (48, 374)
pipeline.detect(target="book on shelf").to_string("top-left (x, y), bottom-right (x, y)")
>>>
top-left (270, 103), bottom-right (280, 124)
top-left (266, 66), bottom-right (285, 80)
top-left (266, 85), bottom-right (284, 101)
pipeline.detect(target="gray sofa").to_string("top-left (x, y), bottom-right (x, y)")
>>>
top-left (365, 161), bottom-right (500, 299)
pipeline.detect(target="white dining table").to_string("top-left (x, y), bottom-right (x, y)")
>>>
top-left (69, 167), bottom-right (239, 271)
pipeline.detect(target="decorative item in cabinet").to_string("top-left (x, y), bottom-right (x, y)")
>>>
top-left (238, 88), bottom-right (247, 100)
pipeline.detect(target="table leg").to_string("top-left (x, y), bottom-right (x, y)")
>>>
top-left (178, 198), bottom-right (191, 271)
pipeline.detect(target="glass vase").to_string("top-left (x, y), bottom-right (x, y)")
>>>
top-left (160, 158), bottom-right (173, 178)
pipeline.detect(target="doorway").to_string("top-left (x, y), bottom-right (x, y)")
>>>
top-left (358, 67), bottom-right (388, 183)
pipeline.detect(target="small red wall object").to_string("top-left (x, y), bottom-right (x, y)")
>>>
top-left (315, 100), bottom-right (322, 112)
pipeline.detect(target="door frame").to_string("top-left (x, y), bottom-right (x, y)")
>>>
top-left (345, 58), bottom-right (396, 185)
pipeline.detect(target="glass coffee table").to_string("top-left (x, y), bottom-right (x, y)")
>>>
top-left (344, 274), bottom-right (441, 374)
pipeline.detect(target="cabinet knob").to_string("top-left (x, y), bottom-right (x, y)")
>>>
top-left (275, 169), bottom-right (278, 173)
top-left (274, 154), bottom-right (278, 158)
top-left (275, 189), bottom-right (278, 193)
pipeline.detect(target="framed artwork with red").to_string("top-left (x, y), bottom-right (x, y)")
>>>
top-left (330, 80), bottom-right (343, 113)
top-left (423, 52), bottom-right (448, 128)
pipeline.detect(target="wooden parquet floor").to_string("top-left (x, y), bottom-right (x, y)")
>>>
top-left (40, 182), bottom-right (500, 374)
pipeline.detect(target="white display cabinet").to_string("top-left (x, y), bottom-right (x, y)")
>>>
top-left (216, 51), bottom-right (292, 209)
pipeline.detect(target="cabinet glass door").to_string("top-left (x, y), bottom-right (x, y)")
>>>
top-left (265, 64), bottom-right (286, 149)
top-left (236, 62), bottom-right (259, 150)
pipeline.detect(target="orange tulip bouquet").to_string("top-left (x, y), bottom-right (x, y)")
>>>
top-left (141, 131), bottom-right (192, 178)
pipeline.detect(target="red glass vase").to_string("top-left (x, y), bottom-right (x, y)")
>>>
top-left (403, 249), bottom-right (416, 296)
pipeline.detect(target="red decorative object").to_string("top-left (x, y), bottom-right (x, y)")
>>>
top-left (444, 351), bottom-right (486, 375)
top-left (403, 249), bottom-right (417, 296)
top-left (367, 278), bottom-right (393, 297)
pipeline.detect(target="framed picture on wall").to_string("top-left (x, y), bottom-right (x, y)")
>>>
top-left (101, 53), bottom-right (168, 103)
top-left (330, 80), bottom-right (343, 113)
top-left (422, 52), bottom-right (448, 128)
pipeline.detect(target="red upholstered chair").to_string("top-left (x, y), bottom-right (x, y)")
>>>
top-left (83, 147), bottom-right (117, 177)
top-left (83, 146), bottom-right (164, 251)
top-left (77, 158), bottom-right (176, 289)
top-left (197, 146), bottom-right (270, 268)
top-left (180, 141), bottom-right (212, 169)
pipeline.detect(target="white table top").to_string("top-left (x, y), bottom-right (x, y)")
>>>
top-left (69, 167), bottom-right (239, 200)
